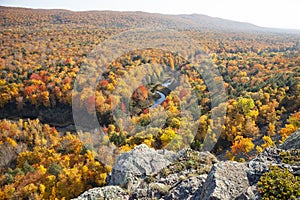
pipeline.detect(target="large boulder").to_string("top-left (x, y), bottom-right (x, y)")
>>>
top-left (109, 144), bottom-right (177, 190)
top-left (72, 186), bottom-right (129, 200)
top-left (200, 161), bottom-right (250, 200)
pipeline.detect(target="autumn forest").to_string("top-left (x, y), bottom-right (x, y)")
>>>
top-left (0, 6), bottom-right (299, 199)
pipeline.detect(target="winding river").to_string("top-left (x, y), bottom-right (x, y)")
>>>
top-left (150, 80), bottom-right (172, 108)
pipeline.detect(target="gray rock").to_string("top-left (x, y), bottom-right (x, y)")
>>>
top-left (72, 186), bottom-right (129, 200)
top-left (130, 182), bottom-right (170, 200)
top-left (164, 175), bottom-right (207, 200)
top-left (280, 129), bottom-right (300, 150)
top-left (129, 149), bottom-right (217, 199)
top-left (200, 161), bottom-right (250, 200)
top-left (247, 147), bottom-right (282, 184)
top-left (109, 144), bottom-right (177, 190)
top-left (247, 147), bottom-right (300, 184)
top-left (235, 185), bottom-right (261, 200)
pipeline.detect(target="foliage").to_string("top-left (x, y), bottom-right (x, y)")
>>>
top-left (258, 165), bottom-right (300, 200)
top-left (279, 150), bottom-right (300, 165)
top-left (1, 7), bottom-right (300, 199)
top-left (279, 111), bottom-right (300, 142)
top-left (226, 136), bottom-right (254, 162)
top-left (0, 119), bottom-right (111, 200)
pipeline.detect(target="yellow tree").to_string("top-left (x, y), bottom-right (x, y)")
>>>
top-left (226, 136), bottom-right (254, 162)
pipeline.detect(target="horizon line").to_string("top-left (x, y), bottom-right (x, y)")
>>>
top-left (1, 5), bottom-right (300, 31)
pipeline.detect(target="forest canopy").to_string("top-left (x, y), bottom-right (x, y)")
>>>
top-left (0, 6), bottom-right (300, 200)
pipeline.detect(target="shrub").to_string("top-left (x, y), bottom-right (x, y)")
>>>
top-left (258, 165), bottom-right (300, 200)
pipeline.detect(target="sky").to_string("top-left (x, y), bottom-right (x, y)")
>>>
top-left (1, 0), bottom-right (300, 30)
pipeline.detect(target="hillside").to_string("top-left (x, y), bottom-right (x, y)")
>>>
top-left (0, 6), bottom-right (272, 32)
top-left (0, 6), bottom-right (300, 200)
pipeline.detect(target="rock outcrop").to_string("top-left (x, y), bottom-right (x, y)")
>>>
top-left (200, 161), bottom-right (249, 200)
top-left (164, 175), bottom-right (207, 200)
top-left (73, 133), bottom-right (300, 200)
top-left (280, 129), bottom-right (300, 150)
top-left (73, 186), bottom-right (129, 200)
top-left (129, 149), bottom-right (217, 200)
top-left (108, 144), bottom-right (177, 190)
top-left (247, 147), bottom-right (300, 184)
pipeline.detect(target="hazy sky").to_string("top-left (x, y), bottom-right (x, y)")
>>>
top-left (1, 0), bottom-right (300, 29)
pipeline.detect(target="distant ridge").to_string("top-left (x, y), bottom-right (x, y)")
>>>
top-left (1, 6), bottom-right (299, 33)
